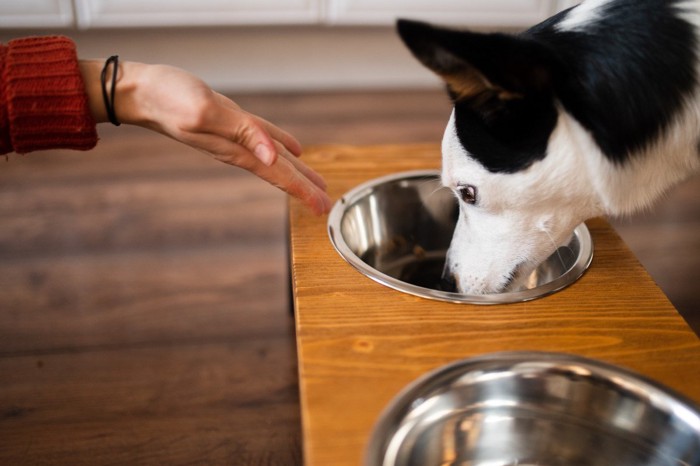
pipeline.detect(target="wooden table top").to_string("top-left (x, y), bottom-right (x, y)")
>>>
top-left (288, 144), bottom-right (700, 466)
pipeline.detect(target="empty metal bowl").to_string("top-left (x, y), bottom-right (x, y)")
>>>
top-left (366, 352), bottom-right (700, 466)
top-left (327, 170), bottom-right (593, 304)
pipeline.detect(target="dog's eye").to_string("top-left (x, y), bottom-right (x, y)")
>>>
top-left (457, 185), bottom-right (478, 205)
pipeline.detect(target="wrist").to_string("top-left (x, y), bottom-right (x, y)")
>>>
top-left (79, 59), bottom-right (148, 126)
top-left (110, 61), bottom-right (149, 126)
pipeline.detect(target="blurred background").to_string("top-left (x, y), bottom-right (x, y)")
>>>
top-left (1, 1), bottom-right (698, 465)
top-left (1, 0), bottom-right (582, 92)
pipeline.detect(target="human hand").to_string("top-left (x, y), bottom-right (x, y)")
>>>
top-left (81, 60), bottom-right (332, 215)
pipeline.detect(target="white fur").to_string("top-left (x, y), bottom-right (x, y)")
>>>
top-left (442, 93), bottom-right (700, 293)
top-left (556, 0), bottom-right (613, 32)
top-left (567, 95), bottom-right (700, 216)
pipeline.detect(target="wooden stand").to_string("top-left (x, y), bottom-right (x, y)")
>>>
top-left (288, 144), bottom-right (700, 466)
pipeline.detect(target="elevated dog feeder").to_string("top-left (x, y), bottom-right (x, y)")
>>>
top-left (328, 170), bottom-right (593, 304)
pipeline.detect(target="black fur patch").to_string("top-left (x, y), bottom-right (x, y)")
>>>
top-left (453, 92), bottom-right (558, 173)
top-left (453, 0), bottom-right (697, 172)
top-left (528, 0), bottom-right (698, 165)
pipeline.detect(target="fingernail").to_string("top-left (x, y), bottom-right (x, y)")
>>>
top-left (254, 144), bottom-right (274, 166)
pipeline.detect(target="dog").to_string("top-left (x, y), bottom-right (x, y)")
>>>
top-left (397, 0), bottom-right (700, 295)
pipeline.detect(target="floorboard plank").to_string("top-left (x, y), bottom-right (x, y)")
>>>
top-left (0, 341), bottom-right (301, 466)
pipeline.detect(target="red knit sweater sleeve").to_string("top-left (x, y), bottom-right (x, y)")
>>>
top-left (0, 36), bottom-right (98, 155)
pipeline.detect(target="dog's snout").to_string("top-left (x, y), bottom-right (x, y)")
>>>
top-left (439, 267), bottom-right (458, 293)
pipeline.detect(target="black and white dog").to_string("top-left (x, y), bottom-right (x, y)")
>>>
top-left (397, 0), bottom-right (700, 294)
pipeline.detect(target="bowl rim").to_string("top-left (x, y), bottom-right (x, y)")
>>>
top-left (365, 351), bottom-right (700, 466)
top-left (327, 170), bottom-right (594, 304)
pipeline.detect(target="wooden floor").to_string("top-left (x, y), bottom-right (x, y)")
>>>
top-left (1, 90), bottom-right (698, 465)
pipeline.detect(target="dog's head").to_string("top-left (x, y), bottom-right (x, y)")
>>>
top-left (397, 19), bottom-right (605, 294)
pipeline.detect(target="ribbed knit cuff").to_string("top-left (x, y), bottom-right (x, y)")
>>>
top-left (3, 36), bottom-right (98, 154)
top-left (0, 44), bottom-right (11, 154)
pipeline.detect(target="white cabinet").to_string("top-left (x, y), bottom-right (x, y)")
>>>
top-left (0, 0), bottom-right (580, 30)
top-left (73, 0), bottom-right (569, 29)
top-left (73, 0), bottom-right (322, 28)
top-left (326, 0), bottom-right (556, 27)
top-left (0, 0), bottom-right (74, 28)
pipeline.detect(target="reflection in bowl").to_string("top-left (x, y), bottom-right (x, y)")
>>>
top-left (328, 170), bottom-right (593, 304)
top-left (366, 352), bottom-right (700, 466)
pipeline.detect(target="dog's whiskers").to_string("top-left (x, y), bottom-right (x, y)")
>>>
top-left (542, 228), bottom-right (572, 271)
top-left (427, 184), bottom-right (449, 199)
top-left (417, 178), bottom-right (449, 200)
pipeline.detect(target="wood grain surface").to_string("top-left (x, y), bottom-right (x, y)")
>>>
top-left (0, 132), bottom-right (302, 466)
top-left (289, 144), bottom-right (700, 466)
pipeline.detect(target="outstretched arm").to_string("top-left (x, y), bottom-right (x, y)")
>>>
top-left (79, 59), bottom-right (332, 215)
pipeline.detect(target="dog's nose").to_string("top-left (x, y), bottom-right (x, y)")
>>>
top-left (439, 268), bottom-right (457, 292)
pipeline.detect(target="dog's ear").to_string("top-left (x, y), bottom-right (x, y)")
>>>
top-left (397, 19), bottom-right (556, 103)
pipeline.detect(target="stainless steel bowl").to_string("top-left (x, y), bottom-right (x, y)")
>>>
top-left (366, 352), bottom-right (700, 466)
top-left (328, 170), bottom-right (593, 304)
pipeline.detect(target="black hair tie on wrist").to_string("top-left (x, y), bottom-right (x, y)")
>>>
top-left (101, 55), bottom-right (121, 126)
